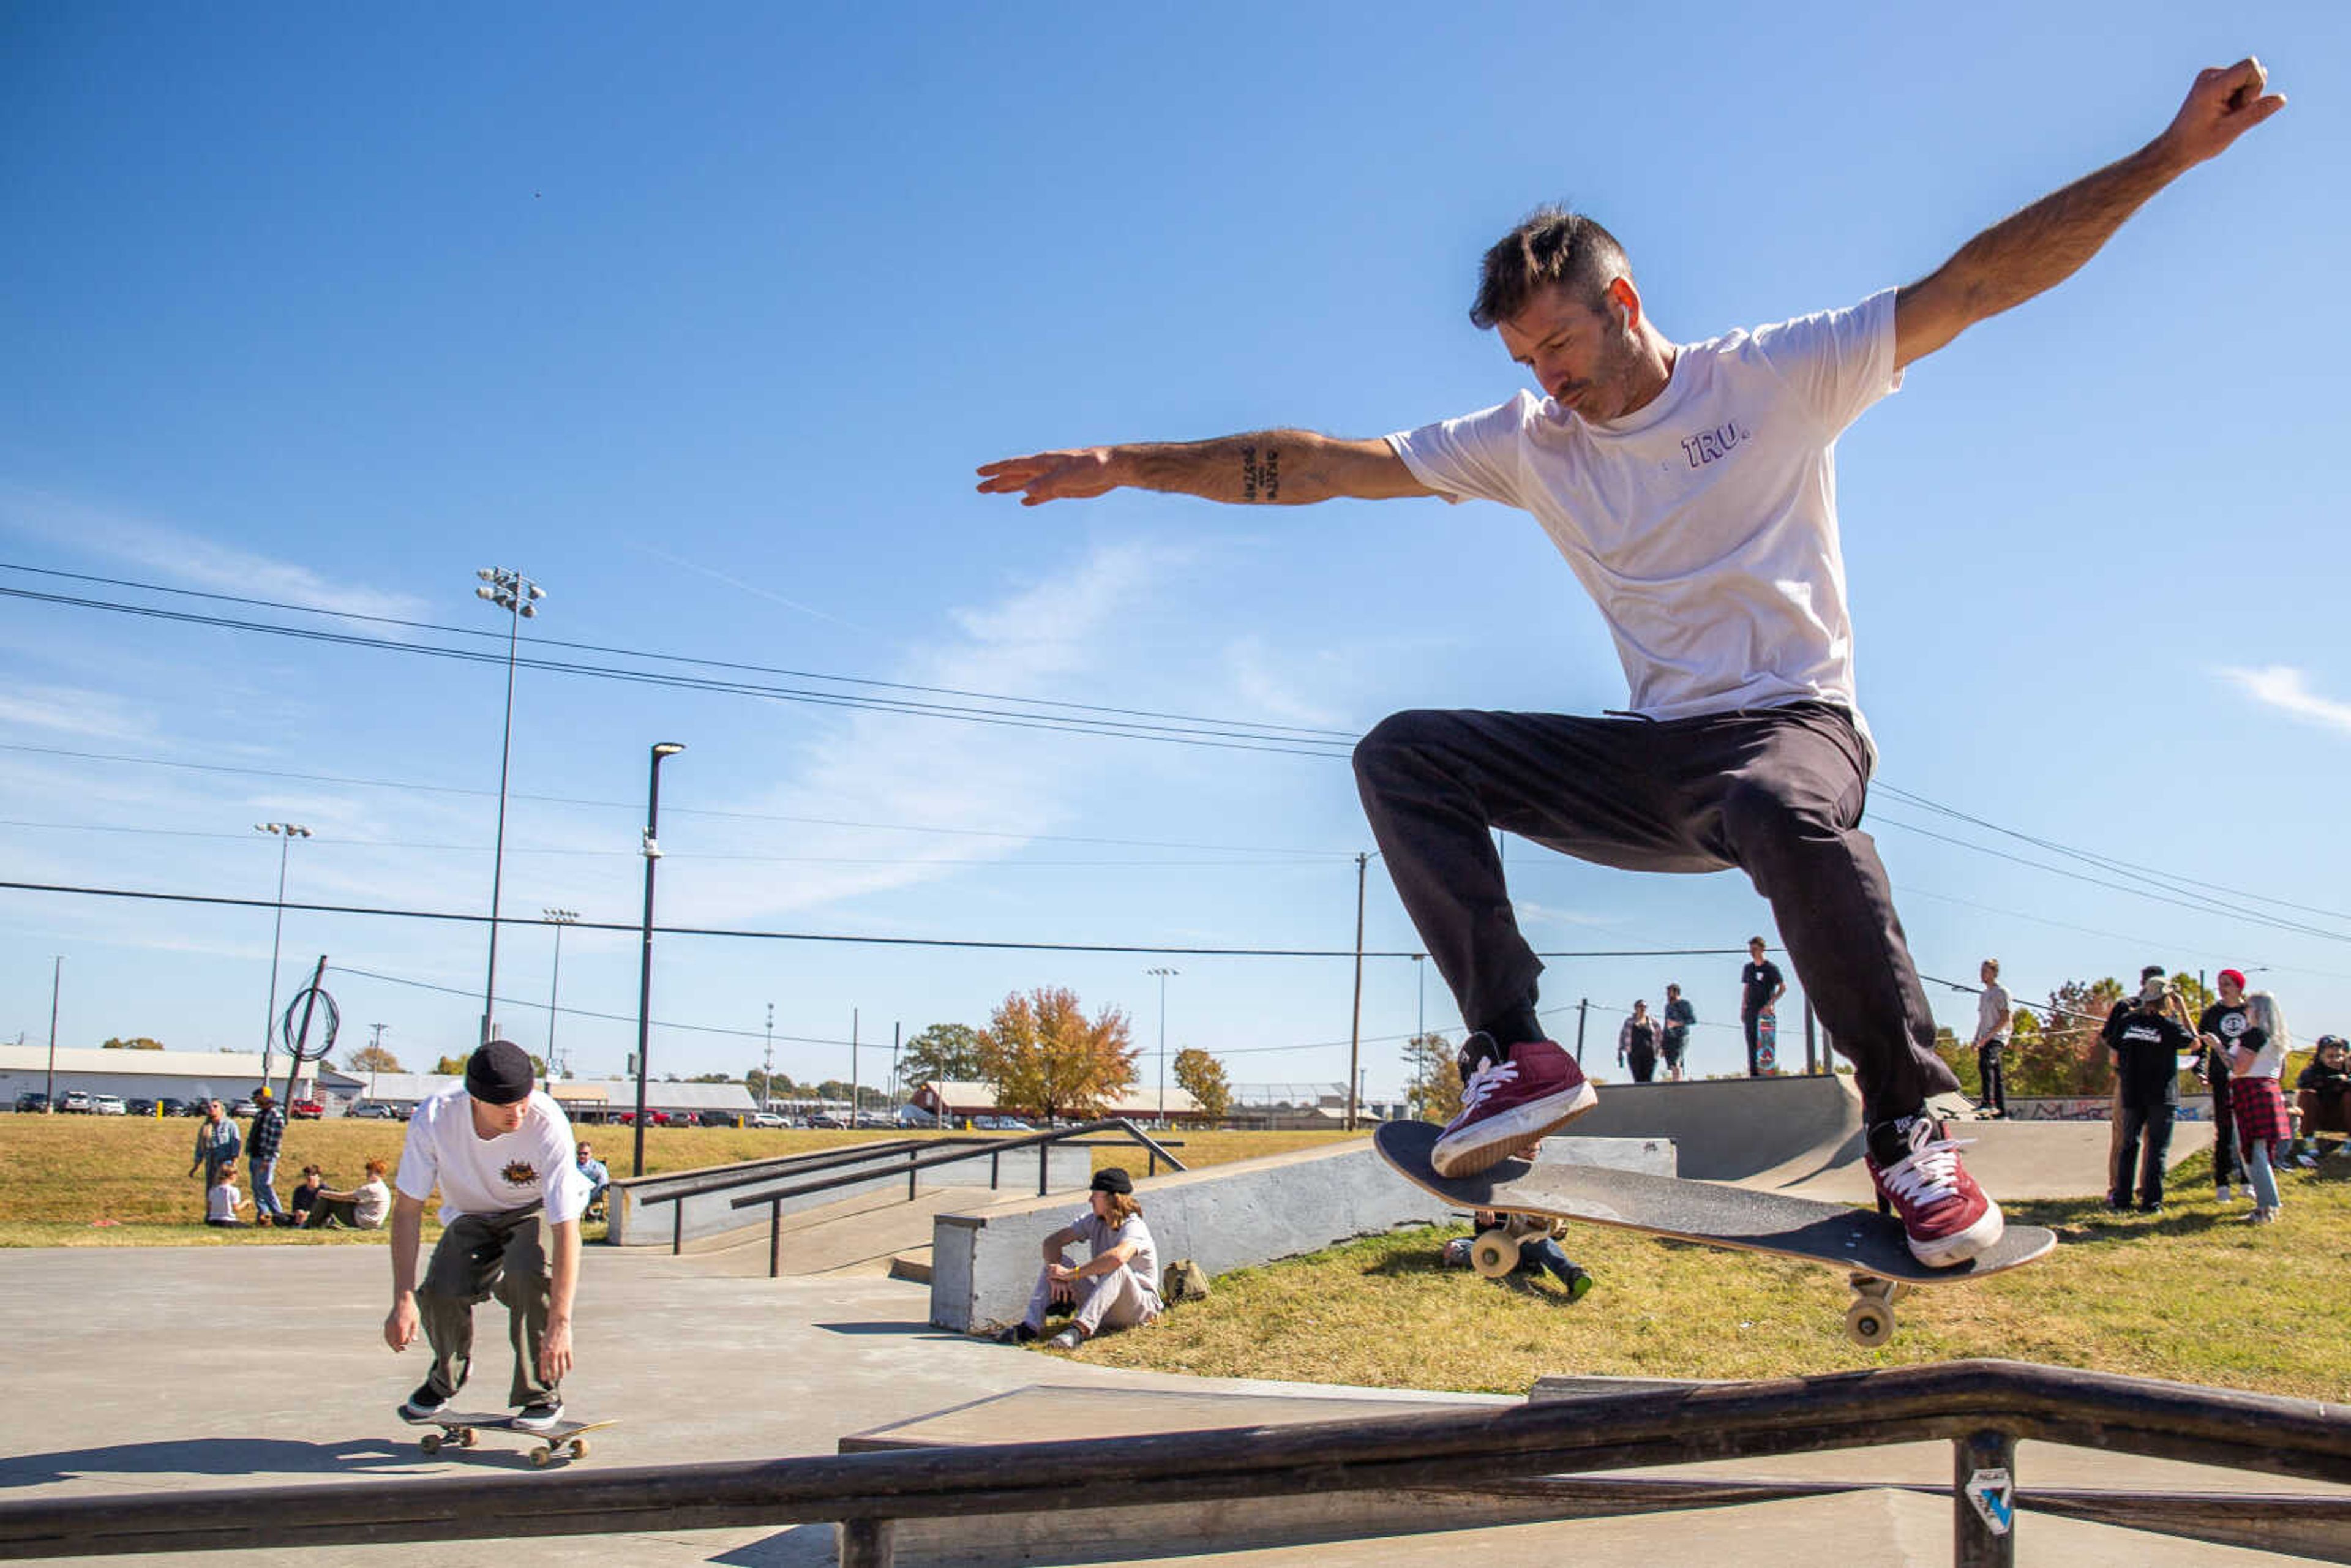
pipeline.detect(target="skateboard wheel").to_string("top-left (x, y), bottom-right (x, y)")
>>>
top-left (530, 1446), bottom-right (553, 1467)
top-left (1471, 1231), bottom-right (1521, 1279)
top-left (419, 1433), bottom-right (443, 1454)
top-left (459, 1427), bottom-right (478, 1449)
top-left (1845, 1299), bottom-right (1896, 1349)
top-left (569, 1439), bottom-right (589, 1460)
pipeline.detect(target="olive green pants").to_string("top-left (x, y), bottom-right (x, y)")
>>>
top-left (416, 1204), bottom-right (555, 1408)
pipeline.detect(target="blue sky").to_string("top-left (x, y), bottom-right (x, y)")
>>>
top-left (5, 2), bottom-right (2348, 1100)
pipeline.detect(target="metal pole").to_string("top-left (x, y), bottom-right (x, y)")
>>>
top-left (43, 956), bottom-right (61, 1111)
top-left (1573, 999), bottom-right (1588, 1064)
top-left (1954, 1428), bottom-right (2017, 1566)
top-left (544, 909), bottom-right (577, 1075)
top-left (1347, 853), bottom-right (1366, 1131)
top-left (483, 595), bottom-right (522, 1043)
top-left (255, 824), bottom-right (307, 1081)
top-left (763, 1003), bottom-right (774, 1112)
top-left (1147, 967), bottom-right (1176, 1128)
top-left (850, 1007), bottom-right (859, 1126)
top-left (632, 742), bottom-right (683, 1177)
top-left (369, 1023), bottom-right (386, 1103)
top-left (1804, 996), bottom-right (1818, 1076)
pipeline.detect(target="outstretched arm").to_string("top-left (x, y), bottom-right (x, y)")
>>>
top-left (1895, 58), bottom-right (2285, 370)
top-left (977, 430), bottom-right (1435, 507)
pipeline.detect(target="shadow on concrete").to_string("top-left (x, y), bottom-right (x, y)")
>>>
top-left (812, 1320), bottom-right (963, 1340)
top-left (0, 1435), bottom-right (425, 1488)
top-left (708, 1524), bottom-right (836, 1566)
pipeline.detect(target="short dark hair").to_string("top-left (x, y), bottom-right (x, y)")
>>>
top-left (1469, 207), bottom-right (1631, 331)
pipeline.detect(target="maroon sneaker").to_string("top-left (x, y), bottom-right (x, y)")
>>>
top-left (1432, 1039), bottom-right (1597, 1178)
top-left (1866, 1114), bottom-right (2004, 1267)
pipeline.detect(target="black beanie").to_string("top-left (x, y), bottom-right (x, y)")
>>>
top-left (1090, 1167), bottom-right (1134, 1195)
top-left (466, 1040), bottom-right (536, 1105)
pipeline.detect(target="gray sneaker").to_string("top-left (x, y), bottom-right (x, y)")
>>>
top-left (1046, 1326), bottom-right (1086, 1351)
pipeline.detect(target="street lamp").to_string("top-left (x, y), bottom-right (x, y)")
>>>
top-left (255, 822), bottom-right (311, 1082)
top-left (632, 741), bottom-right (684, 1177)
top-left (543, 909), bottom-right (579, 1077)
top-left (475, 565), bottom-right (546, 1045)
top-left (1147, 967), bottom-right (1178, 1128)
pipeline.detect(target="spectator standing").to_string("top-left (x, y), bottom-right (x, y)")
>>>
top-left (2292, 1035), bottom-right (2350, 1165)
top-left (1660, 985), bottom-right (1695, 1082)
top-left (386, 1041), bottom-right (590, 1431)
top-left (1738, 938), bottom-right (1785, 1078)
top-left (2198, 968), bottom-right (2252, 1201)
top-left (1002, 1168), bottom-right (1161, 1351)
top-left (2101, 968), bottom-right (2195, 1213)
top-left (307, 1157), bottom-right (393, 1230)
top-left (2222, 991), bottom-right (2293, 1223)
top-left (576, 1142), bottom-right (610, 1220)
top-left (1972, 959), bottom-right (2012, 1118)
top-left (187, 1100), bottom-right (241, 1193)
top-left (1617, 1001), bottom-right (1660, 1084)
top-left (247, 1087), bottom-right (288, 1226)
top-left (206, 1166), bottom-right (249, 1228)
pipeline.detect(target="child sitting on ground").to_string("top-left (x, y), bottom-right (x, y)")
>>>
top-left (205, 1166), bottom-right (250, 1228)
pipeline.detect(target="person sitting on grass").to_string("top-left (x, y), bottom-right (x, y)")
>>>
top-left (307, 1157), bottom-right (393, 1230)
top-left (205, 1166), bottom-right (250, 1228)
top-left (2290, 1035), bottom-right (2350, 1168)
top-left (576, 1142), bottom-right (610, 1221)
top-left (288, 1165), bottom-right (327, 1229)
top-left (1445, 1211), bottom-right (1595, 1301)
top-left (1002, 1168), bottom-right (1161, 1351)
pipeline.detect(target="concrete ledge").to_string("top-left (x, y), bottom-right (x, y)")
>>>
top-left (927, 1133), bottom-right (1674, 1334)
top-left (608, 1142), bottom-right (1092, 1248)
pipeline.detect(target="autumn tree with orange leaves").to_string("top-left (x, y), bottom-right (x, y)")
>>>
top-left (980, 986), bottom-right (1138, 1122)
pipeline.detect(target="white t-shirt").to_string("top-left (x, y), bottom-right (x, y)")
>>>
top-left (207, 1182), bottom-right (241, 1222)
top-left (351, 1177), bottom-right (392, 1229)
top-left (395, 1086), bottom-right (589, 1225)
top-left (1068, 1207), bottom-right (1160, 1294)
top-left (1976, 983), bottom-right (2012, 1045)
top-left (1387, 290), bottom-right (1902, 732)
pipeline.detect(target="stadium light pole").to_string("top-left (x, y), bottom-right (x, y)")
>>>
top-left (543, 909), bottom-right (579, 1078)
top-left (474, 566), bottom-right (545, 1045)
top-left (254, 822), bottom-right (311, 1082)
top-left (1347, 852), bottom-right (1378, 1131)
top-left (632, 742), bottom-right (684, 1177)
top-left (1146, 967), bottom-right (1177, 1128)
top-left (43, 956), bottom-right (62, 1112)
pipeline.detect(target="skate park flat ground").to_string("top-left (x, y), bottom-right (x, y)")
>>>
top-left (3, 1217), bottom-right (2335, 1566)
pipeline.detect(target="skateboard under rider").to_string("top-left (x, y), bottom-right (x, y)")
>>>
top-left (400, 1408), bottom-right (618, 1466)
top-left (1376, 1119), bottom-right (2055, 1347)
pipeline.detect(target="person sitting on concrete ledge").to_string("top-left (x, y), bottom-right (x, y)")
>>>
top-left (1002, 1167), bottom-right (1161, 1351)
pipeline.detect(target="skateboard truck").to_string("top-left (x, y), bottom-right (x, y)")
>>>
top-left (1844, 1272), bottom-right (1909, 1349)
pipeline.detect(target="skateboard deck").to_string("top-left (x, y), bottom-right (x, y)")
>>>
top-left (1376, 1119), bottom-right (2054, 1346)
top-left (402, 1409), bottom-right (618, 1466)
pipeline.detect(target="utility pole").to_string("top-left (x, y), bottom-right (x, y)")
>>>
top-left (631, 741), bottom-right (684, 1177)
top-left (43, 956), bottom-right (62, 1112)
top-left (891, 1021), bottom-right (901, 1116)
top-left (763, 1002), bottom-right (774, 1111)
top-left (850, 1007), bottom-right (859, 1125)
top-left (1348, 852), bottom-right (1367, 1131)
top-left (368, 1022), bottom-right (387, 1103)
top-left (474, 566), bottom-right (546, 1045)
top-left (1147, 967), bottom-right (1178, 1128)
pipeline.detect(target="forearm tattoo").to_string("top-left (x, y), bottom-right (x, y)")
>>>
top-left (1238, 443), bottom-right (1280, 503)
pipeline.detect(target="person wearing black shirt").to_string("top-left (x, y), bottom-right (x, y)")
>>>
top-left (1617, 1001), bottom-right (1660, 1084)
top-left (1738, 937), bottom-right (1785, 1078)
top-left (1661, 984), bottom-right (1696, 1082)
top-left (2101, 973), bottom-right (2195, 1212)
top-left (2291, 1034), bottom-right (2350, 1165)
top-left (2197, 967), bottom-right (2252, 1201)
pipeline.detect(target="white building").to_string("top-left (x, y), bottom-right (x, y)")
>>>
top-left (0, 1046), bottom-right (358, 1108)
top-left (351, 1074), bottom-right (756, 1125)
top-left (909, 1079), bottom-right (1204, 1125)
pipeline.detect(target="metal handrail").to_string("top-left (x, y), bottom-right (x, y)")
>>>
top-left (1, 1360), bottom-right (2344, 1562)
top-left (630, 1139), bottom-right (991, 1208)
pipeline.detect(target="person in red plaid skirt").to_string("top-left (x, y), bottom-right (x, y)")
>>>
top-left (2214, 991), bottom-right (2294, 1224)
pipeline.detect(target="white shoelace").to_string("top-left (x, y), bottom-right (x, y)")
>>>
top-left (1454, 1060), bottom-right (1518, 1118)
top-left (1879, 1134), bottom-right (1974, 1207)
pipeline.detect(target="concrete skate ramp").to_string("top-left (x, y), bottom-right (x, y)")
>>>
top-left (1569, 1075), bottom-right (1863, 1183)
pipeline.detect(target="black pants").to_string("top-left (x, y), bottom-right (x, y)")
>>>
top-left (1625, 1046), bottom-right (1656, 1083)
top-left (1354, 702), bottom-right (1955, 1124)
top-left (1977, 1042), bottom-right (2007, 1116)
top-left (2111, 1102), bottom-right (2175, 1208)
top-left (2207, 1076), bottom-right (2243, 1186)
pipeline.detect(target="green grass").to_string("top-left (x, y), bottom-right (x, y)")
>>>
top-left (0, 1117), bottom-right (1362, 1244)
top-left (1069, 1144), bottom-right (2351, 1403)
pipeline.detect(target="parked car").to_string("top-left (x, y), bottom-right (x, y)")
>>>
top-left (91, 1095), bottom-right (129, 1116)
top-left (895, 1106), bottom-right (939, 1129)
top-left (288, 1098), bottom-right (326, 1120)
top-left (165, 1098), bottom-right (204, 1116)
top-left (59, 1090), bottom-right (94, 1114)
top-left (13, 1093), bottom-right (48, 1114)
top-left (805, 1112), bottom-right (845, 1130)
top-left (348, 1101), bottom-right (397, 1120)
top-left (227, 1098), bottom-right (260, 1117)
top-left (124, 1098), bottom-right (156, 1117)
top-left (748, 1110), bottom-right (787, 1130)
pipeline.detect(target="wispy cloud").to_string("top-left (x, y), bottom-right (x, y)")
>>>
top-left (0, 684), bottom-right (156, 742)
top-left (1222, 635), bottom-right (1349, 732)
top-left (2219, 665), bottom-right (2351, 737)
top-left (0, 482), bottom-right (427, 622)
top-left (629, 544), bottom-right (876, 637)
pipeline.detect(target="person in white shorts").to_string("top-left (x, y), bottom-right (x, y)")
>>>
top-left (383, 1040), bottom-right (590, 1432)
top-left (1003, 1167), bottom-right (1161, 1351)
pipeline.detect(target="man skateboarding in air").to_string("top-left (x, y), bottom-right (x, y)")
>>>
top-left (978, 61), bottom-right (2282, 1266)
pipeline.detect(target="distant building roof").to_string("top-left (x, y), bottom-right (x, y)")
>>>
top-left (355, 1075), bottom-right (753, 1112)
top-left (0, 1046), bottom-right (358, 1090)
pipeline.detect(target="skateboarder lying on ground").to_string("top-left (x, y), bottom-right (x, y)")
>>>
top-left (1002, 1167), bottom-right (1161, 1351)
top-left (978, 59), bottom-right (2284, 1267)
top-left (384, 1040), bottom-right (590, 1433)
top-left (1444, 1210), bottom-right (1594, 1302)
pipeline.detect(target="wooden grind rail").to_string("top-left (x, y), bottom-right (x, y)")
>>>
top-left (0, 1360), bottom-right (2344, 1563)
